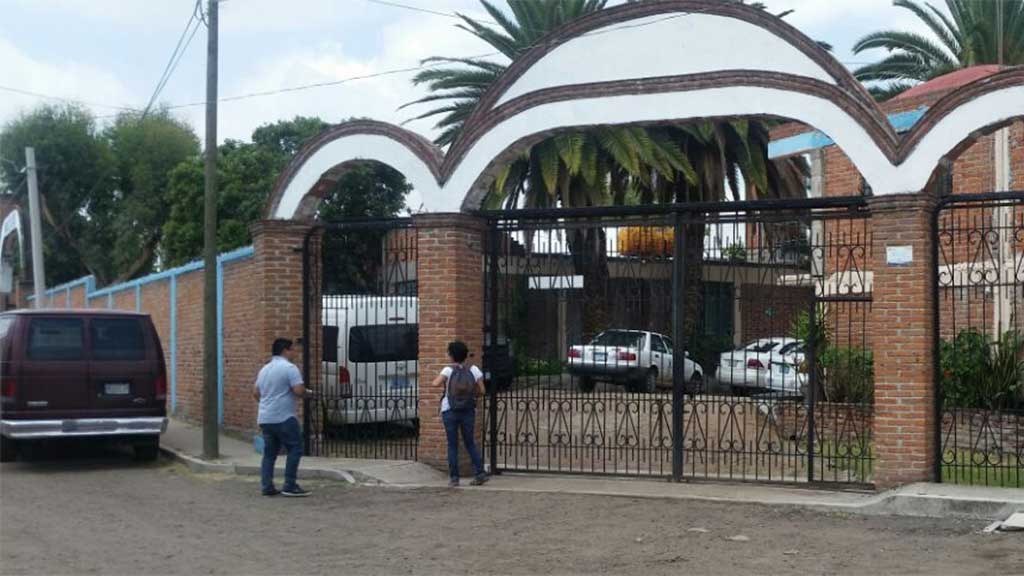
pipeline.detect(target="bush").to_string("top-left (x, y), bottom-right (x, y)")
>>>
top-left (517, 357), bottom-right (563, 377)
top-left (820, 347), bottom-right (874, 404)
top-left (940, 329), bottom-right (1023, 410)
top-left (791, 308), bottom-right (874, 404)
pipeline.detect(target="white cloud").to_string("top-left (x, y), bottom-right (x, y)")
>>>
top-left (206, 10), bottom-right (494, 143)
top-left (0, 36), bottom-right (138, 128)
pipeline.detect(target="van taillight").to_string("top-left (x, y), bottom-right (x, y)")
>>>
top-left (154, 373), bottom-right (167, 401)
top-left (1, 377), bottom-right (15, 400)
top-left (747, 359), bottom-right (765, 370)
top-left (338, 366), bottom-right (352, 397)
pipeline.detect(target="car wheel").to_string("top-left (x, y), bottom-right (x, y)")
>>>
top-left (0, 436), bottom-right (16, 463)
top-left (133, 439), bottom-right (160, 462)
top-left (638, 369), bottom-right (657, 394)
top-left (577, 376), bottom-right (596, 393)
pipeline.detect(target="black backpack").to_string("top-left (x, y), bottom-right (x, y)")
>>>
top-left (446, 365), bottom-right (477, 412)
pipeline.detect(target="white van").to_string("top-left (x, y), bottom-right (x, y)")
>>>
top-left (321, 295), bottom-right (418, 426)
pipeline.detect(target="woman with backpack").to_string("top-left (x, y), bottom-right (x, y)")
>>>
top-left (433, 340), bottom-right (489, 487)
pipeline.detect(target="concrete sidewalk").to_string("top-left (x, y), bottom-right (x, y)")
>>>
top-left (161, 419), bottom-right (1024, 520)
top-left (160, 419), bottom-right (449, 486)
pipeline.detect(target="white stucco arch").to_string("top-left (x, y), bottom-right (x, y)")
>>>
top-left (273, 134), bottom-right (443, 220)
top-left (266, 0), bottom-right (1024, 219)
top-left (494, 13), bottom-right (837, 107)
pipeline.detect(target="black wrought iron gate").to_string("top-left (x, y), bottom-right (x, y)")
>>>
top-left (302, 219), bottom-right (419, 459)
top-left (934, 192), bottom-right (1024, 488)
top-left (483, 199), bottom-right (875, 485)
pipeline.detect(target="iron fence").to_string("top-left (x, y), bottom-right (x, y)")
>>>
top-left (303, 219), bottom-right (420, 460)
top-left (934, 192), bottom-right (1024, 488)
top-left (482, 198), bottom-right (874, 484)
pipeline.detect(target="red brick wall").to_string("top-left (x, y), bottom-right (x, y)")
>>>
top-left (221, 257), bottom-right (262, 432)
top-left (868, 192), bottom-right (938, 488)
top-left (173, 269), bottom-right (206, 425)
top-left (415, 214), bottom-right (486, 473)
top-left (740, 284), bottom-right (813, 341)
top-left (823, 147), bottom-right (863, 197)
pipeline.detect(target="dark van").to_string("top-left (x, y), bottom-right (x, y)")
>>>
top-left (0, 309), bottom-right (168, 462)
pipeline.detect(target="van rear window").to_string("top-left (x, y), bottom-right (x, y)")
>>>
top-left (348, 324), bottom-right (418, 363)
top-left (91, 318), bottom-right (146, 361)
top-left (28, 318), bottom-right (84, 361)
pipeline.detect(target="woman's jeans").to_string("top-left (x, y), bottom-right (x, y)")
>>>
top-left (442, 408), bottom-right (485, 480)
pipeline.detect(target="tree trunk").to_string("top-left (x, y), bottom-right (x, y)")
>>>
top-left (571, 227), bottom-right (610, 341)
top-left (681, 218), bottom-right (705, 346)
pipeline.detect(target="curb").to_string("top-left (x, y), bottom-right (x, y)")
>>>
top-left (160, 446), bottom-right (359, 485)
top-left (160, 446), bottom-right (1022, 520)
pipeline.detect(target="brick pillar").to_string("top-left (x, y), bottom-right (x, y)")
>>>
top-left (250, 220), bottom-right (320, 428)
top-left (868, 191), bottom-right (939, 488)
top-left (414, 213), bottom-right (486, 474)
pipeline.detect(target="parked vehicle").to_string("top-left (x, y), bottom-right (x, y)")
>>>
top-left (0, 309), bottom-right (168, 462)
top-left (567, 329), bottom-right (703, 393)
top-left (717, 337), bottom-right (805, 395)
top-left (321, 296), bottom-right (419, 426)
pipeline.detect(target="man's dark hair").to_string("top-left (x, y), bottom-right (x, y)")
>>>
top-left (272, 338), bottom-right (293, 356)
top-left (447, 341), bottom-right (469, 363)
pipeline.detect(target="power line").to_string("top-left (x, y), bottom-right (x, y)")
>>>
top-left (365, 0), bottom-right (462, 20)
top-left (0, 85), bottom-right (138, 111)
top-left (142, 0), bottom-right (203, 117)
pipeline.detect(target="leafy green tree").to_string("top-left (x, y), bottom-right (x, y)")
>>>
top-left (104, 110), bottom-right (199, 282)
top-left (162, 117), bottom-right (330, 267)
top-left (161, 117), bottom-right (411, 274)
top-left (0, 105), bottom-right (198, 285)
top-left (853, 0), bottom-right (1024, 99)
top-left (319, 162), bottom-right (413, 294)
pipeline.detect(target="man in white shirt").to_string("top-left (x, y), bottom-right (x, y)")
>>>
top-left (253, 338), bottom-right (309, 497)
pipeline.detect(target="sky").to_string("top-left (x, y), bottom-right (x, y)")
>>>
top-left (0, 0), bottom-right (935, 146)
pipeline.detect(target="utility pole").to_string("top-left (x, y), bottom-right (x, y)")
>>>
top-left (202, 0), bottom-right (219, 459)
top-left (24, 148), bottom-right (45, 309)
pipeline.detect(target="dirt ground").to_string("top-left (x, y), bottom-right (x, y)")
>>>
top-left (1, 448), bottom-right (1021, 576)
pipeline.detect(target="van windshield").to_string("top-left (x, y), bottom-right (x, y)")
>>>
top-left (349, 324), bottom-right (418, 363)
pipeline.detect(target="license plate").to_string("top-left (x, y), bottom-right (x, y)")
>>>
top-left (389, 377), bottom-right (410, 389)
top-left (593, 353), bottom-right (607, 362)
top-left (780, 365), bottom-right (790, 374)
top-left (105, 382), bottom-right (130, 395)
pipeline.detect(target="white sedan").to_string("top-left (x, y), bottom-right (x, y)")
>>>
top-left (567, 329), bottom-right (704, 394)
top-left (717, 338), bottom-right (806, 395)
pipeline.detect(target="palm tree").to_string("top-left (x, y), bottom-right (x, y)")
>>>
top-left (406, 0), bottom-right (808, 344)
top-left (852, 0), bottom-right (1024, 100)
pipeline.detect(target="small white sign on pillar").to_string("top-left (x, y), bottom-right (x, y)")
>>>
top-left (886, 245), bottom-right (913, 267)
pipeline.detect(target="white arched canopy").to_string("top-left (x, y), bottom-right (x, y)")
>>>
top-left (267, 0), bottom-right (1024, 219)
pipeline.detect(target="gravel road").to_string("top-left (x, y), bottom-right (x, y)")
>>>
top-left (1, 448), bottom-right (1020, 575)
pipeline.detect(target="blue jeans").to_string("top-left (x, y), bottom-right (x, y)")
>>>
top-left (260, 417), bottom-right (303, 492)
top-left (442, 408), bottom-right (485, 480)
